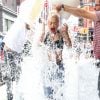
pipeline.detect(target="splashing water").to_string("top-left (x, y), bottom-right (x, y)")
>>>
top-left (12, 21), bottom-right (79, 100)
top-left (13, 26), bottom-right (99, 100)
top-left (1, 0), bottom-right (99, 100)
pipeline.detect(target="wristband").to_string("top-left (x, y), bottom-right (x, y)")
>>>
top-left (61, 4), bottom-right (64, 9)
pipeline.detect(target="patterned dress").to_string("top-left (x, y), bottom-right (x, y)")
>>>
top-left (42, 31), bottom-right (65, 100)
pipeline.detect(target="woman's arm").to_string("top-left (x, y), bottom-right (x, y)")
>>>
top-left (62, 32), bottom-right (72, 47)
top-left (39, 22), bottom-right (46, 42)
top-left (60, 24), bottom-right (72, 47)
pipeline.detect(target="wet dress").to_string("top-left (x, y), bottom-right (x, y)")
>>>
top-left (42, 31), bottom-right (65, 100)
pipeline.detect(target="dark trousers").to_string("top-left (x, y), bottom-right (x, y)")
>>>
top-left (96, 60), bottom-right (100, 98)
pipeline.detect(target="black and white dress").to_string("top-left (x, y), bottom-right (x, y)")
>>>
top-left (42, 31), bottom-right (65, 100)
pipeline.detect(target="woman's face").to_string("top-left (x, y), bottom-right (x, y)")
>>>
top-left (48, 16), bottom-right (59, 33)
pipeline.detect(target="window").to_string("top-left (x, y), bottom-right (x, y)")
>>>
top-left (4, 19), bottom-right (14, 31)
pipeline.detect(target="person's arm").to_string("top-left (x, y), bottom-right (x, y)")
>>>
top-left (61, 31), bottom-right (72, 47)
top-left (54, 4), bottom-right (96, 20)
top-left (40, 32), bottom-right (45, 43)
top-left (39, 23), bottom-right (46, 42)
top-left (60, 24), bottom-right (72, 47)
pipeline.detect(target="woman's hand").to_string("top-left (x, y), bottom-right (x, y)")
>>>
top-left (61, 23), bottom-right (68, 33)
top-left (60, 28), bottom-right (72, 47)
top-left (60, 24), bottom-right (70, 40)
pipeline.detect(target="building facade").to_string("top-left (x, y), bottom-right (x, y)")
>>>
top-left (0, 0), bottom-right (21, 35)
top-left (78, 0), bottom-right (94, 42)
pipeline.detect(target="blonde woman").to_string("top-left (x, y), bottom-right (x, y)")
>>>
top-left (40, 11), bottom-right (72, 100)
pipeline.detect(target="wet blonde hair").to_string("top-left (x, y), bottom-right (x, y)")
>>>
top-left (47, 10), bottom-right (60, 22)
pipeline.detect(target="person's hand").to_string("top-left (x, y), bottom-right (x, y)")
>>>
top-left (53, 4), bottom-right (62, 12)
top-left (61, 24), bottom-right (68, 33)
